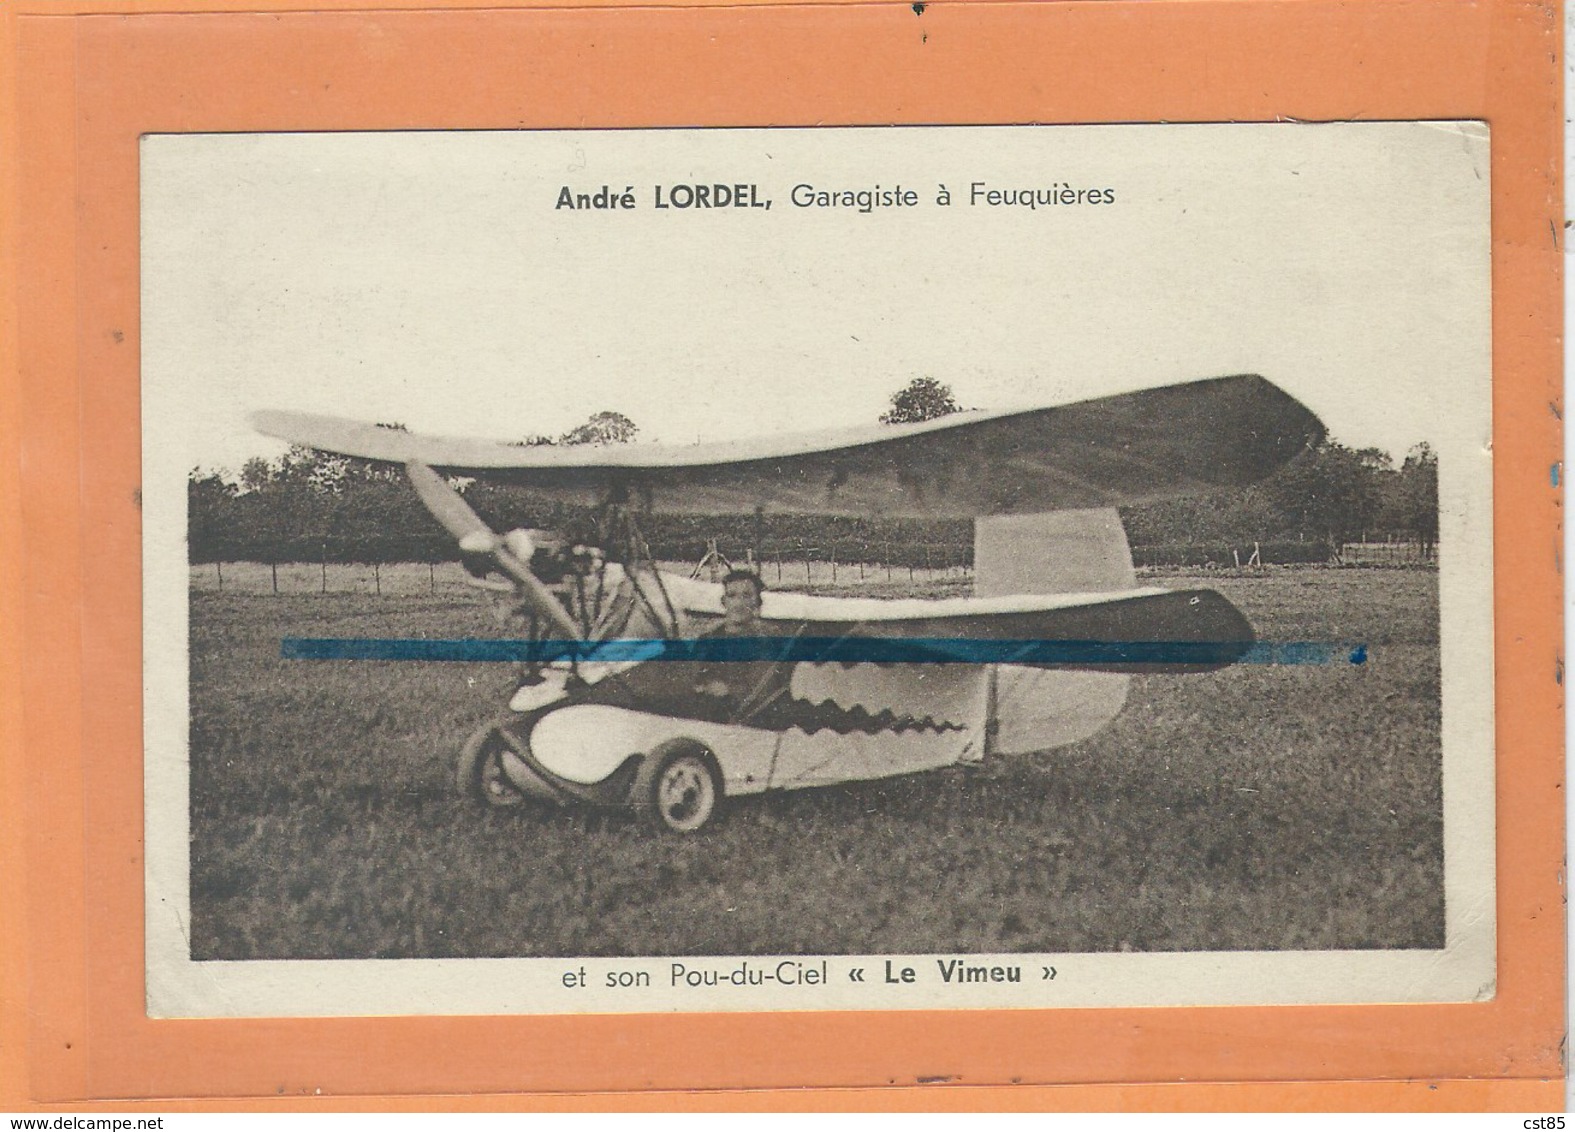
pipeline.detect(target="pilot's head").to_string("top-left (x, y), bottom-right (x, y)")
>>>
top-left (720, 569), bottom-right (765, 634)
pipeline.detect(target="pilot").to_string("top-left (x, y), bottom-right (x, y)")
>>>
top-left (713, 568), bottom-right (767, 637)
top-left (694, 569), bottom-right (785, 719)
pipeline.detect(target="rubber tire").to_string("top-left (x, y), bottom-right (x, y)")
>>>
top-left (632, 743), bottom-right (724, 834)
top-left (457, 723), bottom-right (529, 808)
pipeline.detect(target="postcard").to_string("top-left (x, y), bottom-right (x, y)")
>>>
top-left (139, 122), bottom-right (1495, 1017)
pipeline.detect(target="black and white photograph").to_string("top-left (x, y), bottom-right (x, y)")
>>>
top-left (141, 123), bottom-right (1494, 1016)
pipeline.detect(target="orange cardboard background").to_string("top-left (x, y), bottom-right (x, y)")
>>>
top-left (2, 0), bottom-right (1563, 1110)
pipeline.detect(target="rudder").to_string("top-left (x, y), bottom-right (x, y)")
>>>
top-left (974, 510), bottom-right (1134, 755)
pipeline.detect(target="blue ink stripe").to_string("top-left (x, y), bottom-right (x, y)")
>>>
top-left (280, 637), bottom-right (1367, 666)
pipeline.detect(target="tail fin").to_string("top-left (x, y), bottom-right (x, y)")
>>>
top-left (975, 509), bottom-right (1133, 756)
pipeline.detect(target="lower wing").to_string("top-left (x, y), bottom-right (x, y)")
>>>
top-left (658, 576), bottom-right (1253, 674)
top-left (792, 588), bottom-right (1253, 673)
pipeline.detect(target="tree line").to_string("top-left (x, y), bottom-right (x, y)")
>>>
top-left (188, 456), bottom-right (976, 569)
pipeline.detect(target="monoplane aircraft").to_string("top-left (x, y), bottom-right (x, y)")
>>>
top-left (254, 374), bottom-right (1324, 832)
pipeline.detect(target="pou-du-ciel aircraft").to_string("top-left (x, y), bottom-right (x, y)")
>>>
top-left (253, 374), bottom-right (1324, 833)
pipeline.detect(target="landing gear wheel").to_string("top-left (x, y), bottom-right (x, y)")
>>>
top-left (457, 724), bottom-right (528, 808)
top-left (633, 745), bottom-right (723, 833)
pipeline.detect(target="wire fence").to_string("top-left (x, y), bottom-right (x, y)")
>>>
top-left (189, 539), bottom-right (1435, 596)
top-left (190, 556), bottom-right (975, 595)
top-left (1335, 541), bottom-right (1437, 566)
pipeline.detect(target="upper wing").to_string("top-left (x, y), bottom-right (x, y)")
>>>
top-left (252, 374), bottom-right (1324, 518)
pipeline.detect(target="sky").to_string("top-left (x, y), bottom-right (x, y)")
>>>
top-left (141, 123), bottom-right (1490, 475)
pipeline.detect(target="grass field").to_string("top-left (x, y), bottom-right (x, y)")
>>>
top-left (187, 567), bottom-right (1442, 959)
